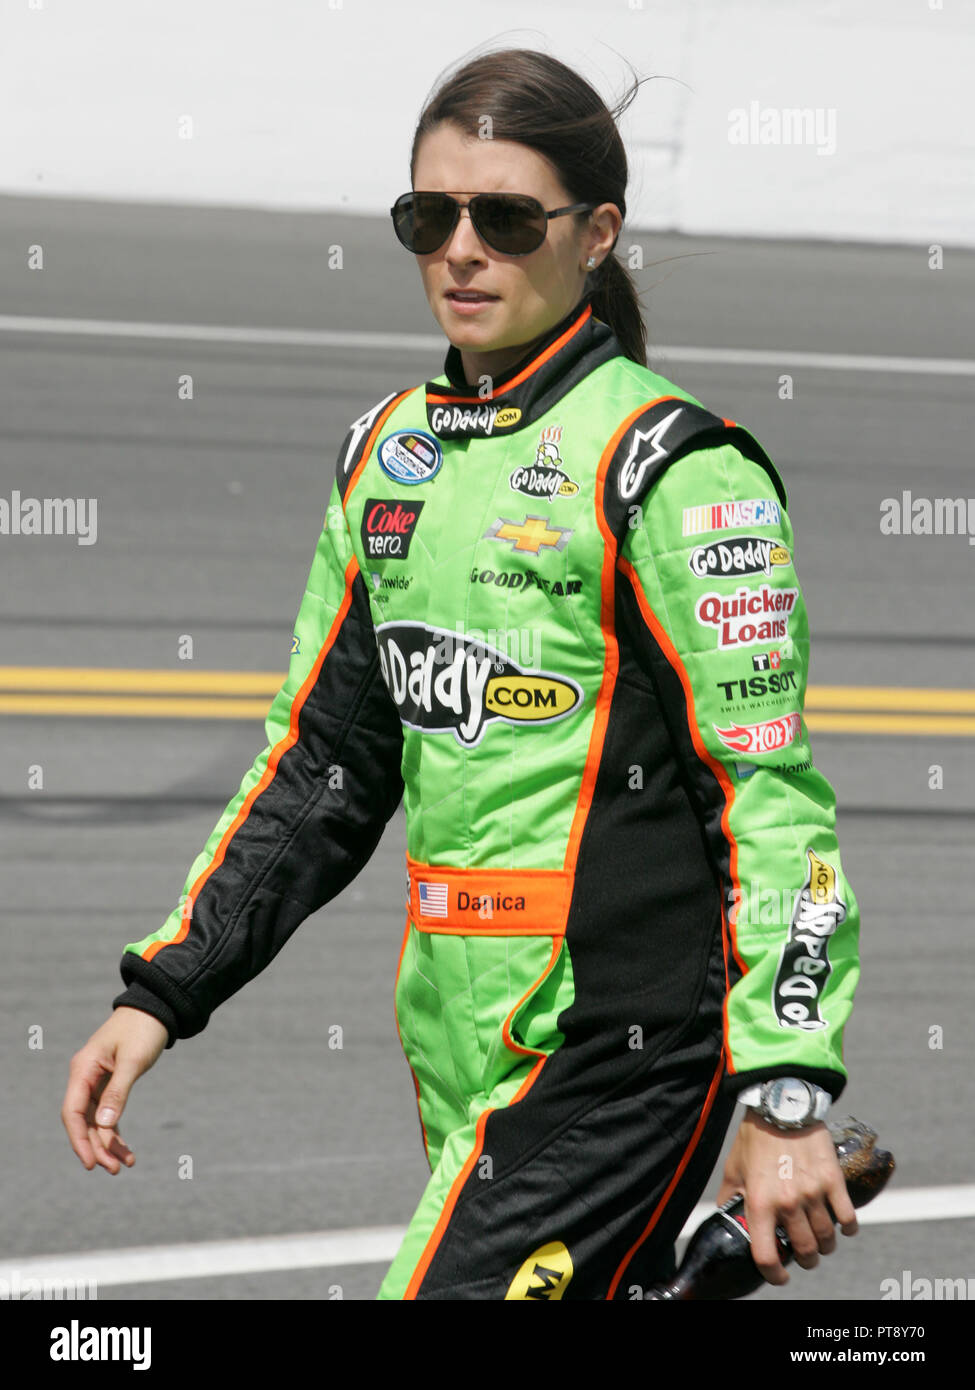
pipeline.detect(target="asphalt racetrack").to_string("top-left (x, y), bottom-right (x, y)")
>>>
top-left (1, 195), bottom-right (974, 1304)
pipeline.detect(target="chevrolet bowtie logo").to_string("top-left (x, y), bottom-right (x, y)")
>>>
top-left (484, 515), bottom-right (573, 554)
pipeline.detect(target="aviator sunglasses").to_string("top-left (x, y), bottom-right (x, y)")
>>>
top-left (390, 191), bottom-right (597, 257)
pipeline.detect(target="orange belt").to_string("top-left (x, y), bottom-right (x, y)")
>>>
top-left (405, 853), bottom-right (572, 935)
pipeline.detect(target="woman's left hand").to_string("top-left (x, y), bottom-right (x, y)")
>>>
top-left (716, 1111), bottom-right (859, 1286)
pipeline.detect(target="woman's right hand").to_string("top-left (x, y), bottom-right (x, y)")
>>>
top-left (62, 1007), bottom-right (170, 1173)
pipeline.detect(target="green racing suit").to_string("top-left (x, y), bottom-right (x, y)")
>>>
top-left (114, 296), bottom-right (860, 1299)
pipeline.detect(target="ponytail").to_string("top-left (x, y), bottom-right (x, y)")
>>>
top-left (587, 252), bottom-right (647, 367)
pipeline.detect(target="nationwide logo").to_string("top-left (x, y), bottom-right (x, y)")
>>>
top-left (470, 566), bottom-right (583, 598)
top-left (715, 670), bottom-right (799, 703)
top-left (695, 584), bottom-right (799, 650)
top-left (375, 622), bottom-right (582, 746)
top-left (508, 425), bottom-right (580, 501)
top-left (773, 848), bottom-right (847, 1031)
top-left (429, 404), bottom-right (522, 437)
top-left (505, 1242), bottom-right (574, 1300)
top-left (688, 536), bottom-right (791, 579)
top-left (377, 430), bottom-right (443, 485)
top-left (682, 498), bottom-right (782, 536)
top-left (713, 711), bottom-right (802, 755)
top-left (361, 498), bottom-right (424, 559)
top-left (484, 515), bottom-right (572, 555)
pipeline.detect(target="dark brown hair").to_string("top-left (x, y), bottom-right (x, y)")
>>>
top-left (409, 48), bottom-right (650, 365)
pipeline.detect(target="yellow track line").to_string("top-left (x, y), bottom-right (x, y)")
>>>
top-left (0, 695), bottom-right (272, 719)
top-left (806, 686), bottom-right (975, 713)
top-left (2, 670), bottom-right (975, 732)
top-left (0, 666), bottom-right (281, 694)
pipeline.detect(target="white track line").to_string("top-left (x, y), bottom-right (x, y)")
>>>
top-left (0, 315), bottom-right (972, 376)
top-left (2, 1186), bottom-right (973, 1289)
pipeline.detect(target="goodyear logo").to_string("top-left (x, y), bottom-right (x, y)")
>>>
top-left (505, 1242), bottom-right (574, 1300)
top-left (375, 622), bottom-right (582, 747)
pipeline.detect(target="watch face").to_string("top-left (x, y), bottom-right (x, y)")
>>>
top-left (766, 1078), bottom-right (812, 1123)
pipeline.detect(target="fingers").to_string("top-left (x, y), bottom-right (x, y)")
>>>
top-left (62, 1046), bottom-right (140, 1174)
top-left (61, 1065), bottom-right (99, 1170)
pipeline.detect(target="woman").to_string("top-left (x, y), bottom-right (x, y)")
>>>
top-left (63, 48), bottom-right (860, 1300)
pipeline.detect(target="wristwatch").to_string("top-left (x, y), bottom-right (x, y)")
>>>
top-left (736, 1077), bottom-right (832, 1130)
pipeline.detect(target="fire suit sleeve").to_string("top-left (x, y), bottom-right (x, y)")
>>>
top-left (112, 478), bottom-right (404, 1046)
top-left (617, 441), bottom-right (860, 1100)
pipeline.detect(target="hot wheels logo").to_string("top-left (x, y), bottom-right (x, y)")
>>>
top-left (713, 712), bottom-right (801, 754)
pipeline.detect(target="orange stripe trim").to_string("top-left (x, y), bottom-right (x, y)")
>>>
top-left (142, 554), bottom-right (361, 962)
top-left (618, 557), bottom-right (749, 1068)
top-left (563, 397), bottom-right (680, 873)
top-left (403, 937), bottom-right (562, 1299)
top-left (345, 389), bottom-right (415, 502)
top-left (426, 303), bottom-right (592, 405)
top-left (605, 1049), bottom-right (726, 1298)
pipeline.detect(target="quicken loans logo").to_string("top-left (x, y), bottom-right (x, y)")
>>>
top-left (0, 491), bottom-right (97, 545)
top-left (375, 621), bottom-right (581, 746)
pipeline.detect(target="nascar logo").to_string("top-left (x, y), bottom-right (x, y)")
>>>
top-left (682, 499), bottom-right (782, 536)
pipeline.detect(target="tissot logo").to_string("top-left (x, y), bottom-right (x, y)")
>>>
top-left (375, 621), bottom-right (581, 746)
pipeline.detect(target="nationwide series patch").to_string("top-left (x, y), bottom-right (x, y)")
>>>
top-left (688, 536), bottom-right (791, 579)
top-left (377, 430), bottom-right (443, 485)
top-left (773, 848), bottom-right (847, 1031)
top-left (682, 498), bottom-right (782, 536)
top-left (508, 424), bottom-right (580, 501)
top-left (375, 621), bottom-right (582, 746)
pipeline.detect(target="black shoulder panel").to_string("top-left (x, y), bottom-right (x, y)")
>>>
top-left (601, 397), bottom-right (787, 546)
top-left (334, 389), bottom-right (414, 503)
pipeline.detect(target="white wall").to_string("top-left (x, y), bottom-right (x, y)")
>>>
top-left (2, 0), bottom-right (972, 245)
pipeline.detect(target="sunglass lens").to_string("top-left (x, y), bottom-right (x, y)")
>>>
top-left (474, 194), bottom-right (547, 254)
top-left (394, 193), bottom-right (455, 254)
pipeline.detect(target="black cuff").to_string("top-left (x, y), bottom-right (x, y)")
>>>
top-left (112, 983), bottom-right (179, 1049)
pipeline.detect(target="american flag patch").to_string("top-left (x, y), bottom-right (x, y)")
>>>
top-left (682, 498), bottom-right (781, 536)
top-left (418, 881), bottom-right (449, 918)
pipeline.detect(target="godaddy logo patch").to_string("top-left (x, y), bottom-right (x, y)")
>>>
top-left (375, 622), bottom-right (581, 746)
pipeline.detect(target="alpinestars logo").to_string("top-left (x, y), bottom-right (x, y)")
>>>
top-left (773, 848), bottom-right (847, 1031)
top-left (508, 425), bottom-right (580, 501)
top-left (618, 407), bottom-right (683, 500)
top-left (375, 622), bottom-right (581, 746)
